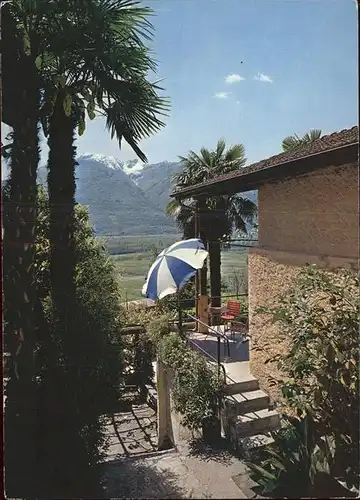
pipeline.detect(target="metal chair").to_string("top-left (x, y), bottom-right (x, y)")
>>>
top-left (221, 300), bottom-right (241, 334)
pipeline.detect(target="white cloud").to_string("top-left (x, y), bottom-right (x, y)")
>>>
top-left (254, 72), bottom-right (273, 83)
top-left (214, 92), bottom-right (229, 99)
top-left (225, 73), bottom-right (245, 84)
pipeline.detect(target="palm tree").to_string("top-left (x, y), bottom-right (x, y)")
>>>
top-left (33, 1), bottom-right (168, 493)
top-left (1, 1), bottom-right (49, 494)
top-left (3, 0), bottom-right (168, 495)
top-left (168, 139), bottom-right (257, 308)
top-left (41, 0), bottom-right (168, 366)
top-left (282, 129), bottom-right (322, 151)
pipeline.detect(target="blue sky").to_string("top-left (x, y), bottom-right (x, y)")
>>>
top-left (2, 0), bottom-right (358, 171)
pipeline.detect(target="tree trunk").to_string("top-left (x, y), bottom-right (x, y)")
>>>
top-left (47, 94), bottom-right (77, 361)
top-left (209, 239), bottom-right (222, 310)
top-left (44, 94), bottom-right (86, 494)
top-left (3, 49), bottom-right (40, 497)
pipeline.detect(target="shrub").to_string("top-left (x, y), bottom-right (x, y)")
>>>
top-left (20, 187), bottom-right (124, 495)
top-left (249, 265), bottom-right (359, 496)
top-left (148, 315), bottom-right (223, 431)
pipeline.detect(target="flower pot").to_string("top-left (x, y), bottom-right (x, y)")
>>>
top-left (202, 417), bottom-right (221, 444)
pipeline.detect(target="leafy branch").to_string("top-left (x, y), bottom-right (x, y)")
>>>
top-left (147, 315), bottom-right (223, 430)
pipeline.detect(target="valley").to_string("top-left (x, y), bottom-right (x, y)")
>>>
top-left (108, 234), bottom-right (249, 302)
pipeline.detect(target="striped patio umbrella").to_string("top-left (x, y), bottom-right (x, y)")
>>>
top-left (142, 238), bottom-right (208, 301)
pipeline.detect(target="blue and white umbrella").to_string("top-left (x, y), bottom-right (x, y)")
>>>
top-left (142, 238), bottom-right (208, 301)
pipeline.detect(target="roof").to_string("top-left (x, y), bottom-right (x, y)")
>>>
top-left (172, 126), bottom-right (359, 198)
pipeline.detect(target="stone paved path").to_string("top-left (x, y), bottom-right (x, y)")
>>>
top-left (101, 439), bottom-right (249, 499)
top-left (103, 403), bottom-right (158, 460)
top-left (100, 396), bottom-right (250, 498)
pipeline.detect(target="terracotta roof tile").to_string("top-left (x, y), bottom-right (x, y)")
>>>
top-left (174, 126), bottom-right (359, 196)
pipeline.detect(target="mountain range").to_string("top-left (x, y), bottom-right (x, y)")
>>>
top-left (5, 154), bottom-right (257, 236)
top-left (35, 154), bottom-right (180, 235)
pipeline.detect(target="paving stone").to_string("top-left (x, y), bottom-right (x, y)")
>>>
top-left (101, 402), bottom-right (249, 498)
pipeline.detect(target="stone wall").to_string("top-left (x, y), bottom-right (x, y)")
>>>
top-left (248, 162), bottom-right (359, 403)
top-left (258, 163), bottom-right (358, 258)
top-left (248, 248), bottom-right (358, 403)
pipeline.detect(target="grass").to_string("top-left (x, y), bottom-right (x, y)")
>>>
top-left (102, 233), bottom-right (181, 255)
top-left (110, 242), bottom-right (249, 303)
top-left (112, 252), bottom-right (152, 302)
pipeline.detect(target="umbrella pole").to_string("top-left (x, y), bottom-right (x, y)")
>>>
top-left (177, 291), bottom-right (183, 337)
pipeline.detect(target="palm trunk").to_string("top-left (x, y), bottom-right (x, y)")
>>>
top-left (209, 239), bottom-right (222, 311)
top-left (47, 94), bottom-right (77, 358)
top-left (45, 94), bottom-right (86, 494)
top-left (3, 51), bottom-right (40, 497)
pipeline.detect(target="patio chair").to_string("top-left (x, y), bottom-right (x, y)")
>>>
top-left (221, 300), bottom-right (241, 333)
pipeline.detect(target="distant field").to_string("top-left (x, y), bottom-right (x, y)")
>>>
top-left (112, 252), bottom-right (152, 302)
top-left (111, 241), bottom-right (249, 302)
top-left (101, 233), bottom-right (181, 255)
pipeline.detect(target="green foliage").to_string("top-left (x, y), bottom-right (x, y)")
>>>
top-left (121, 307), bottom-right (162, 390)
top-left (148, 315), bottom-right (223, 431)
top-left (282, 129), bottom-right (322, 151)
top-left (167, 139), bottom-right (257, 242)
top-left (36, 185), bottom-right (124, 403)
top-left (247, 414), bottom-right (338, 497)
top-left (250, 265), bottom-right (359, 496)
top-left (20, 187), bottom-right (124, 495)
top-left (167, 139), bottom-right (257, 306)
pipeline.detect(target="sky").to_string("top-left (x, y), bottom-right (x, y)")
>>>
top-left (2, 0), bottom-right (358, 174)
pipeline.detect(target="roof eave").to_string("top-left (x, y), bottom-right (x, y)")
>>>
top-left (171, 142), bottom-right (359, 199)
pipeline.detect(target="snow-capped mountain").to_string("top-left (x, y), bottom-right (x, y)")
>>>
top-left (8, 152), bottom-right (258, 236)
top-left (36, 154), bottom-right (178, 236)
top-left (80, 153), bottom-right (145, 177)
top-left (74, 154), bottom-right (178, 235)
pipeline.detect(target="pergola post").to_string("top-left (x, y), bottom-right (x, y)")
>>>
top-left (156, 357), bottom-right (175, 451)
top-left (198, 196), bottom-right (208, 297)
top-left (196, 197), bottom-right (209, 332)
top-left (194, 199), bottom-right (200, 318)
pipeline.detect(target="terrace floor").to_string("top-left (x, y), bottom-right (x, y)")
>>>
top-left (101, 436), bottom-right (250, 499)
top-left (100, 385), bottom-right (253, 499)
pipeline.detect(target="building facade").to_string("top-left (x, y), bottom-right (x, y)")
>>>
top-left (172, 126), bottom-right (359, 401)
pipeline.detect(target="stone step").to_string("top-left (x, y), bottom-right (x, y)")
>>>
top-left (223, 376), bottom-right (260, 395)
top-left (238, 433), bottom-right (275, 452)
top-left (235, 408), bottom-right (280, 438)
top-left (224, 389), bottom-right (270, 414)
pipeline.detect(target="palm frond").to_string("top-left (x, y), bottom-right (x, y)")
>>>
top-left (199, 147), bottom-right (213, 169)
top-left (282, 135), bottom-right (301, 152)
top-left (224, 143), bottom-right (246, 163)
top-left (166, 198), bottom-right (182, 217)
top-left (302, 129), bottom-right (322, 142)
top-left (105, 78), bottom-right (169, 161)
top-left (282, 129), bottom-right (322, 151)
top-left (214, 138), bottom-right (226, 162)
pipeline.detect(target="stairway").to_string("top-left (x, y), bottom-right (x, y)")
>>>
top-left (150, 322), bottom-right (281, 452)
top-left (189, 326), bottom-right (281, 453)
top-left (219, 361), bottom-right (280, 453)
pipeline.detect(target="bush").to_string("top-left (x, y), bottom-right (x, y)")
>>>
top-left (156, 277), bottom-right (197, 313)
top-left (249, 265), bottom-right (359, 496)
top-left (6, 186), bottom-right (125, 496)
top-left (148, 315), bottom-right (223, 431)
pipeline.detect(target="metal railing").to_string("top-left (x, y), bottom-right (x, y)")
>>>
top-left (170, 317), bottom-right (253, 409)
top-left (186, 313), bottom-right (231, 360)
top-left (184, 336), bottom-right (227, 386)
